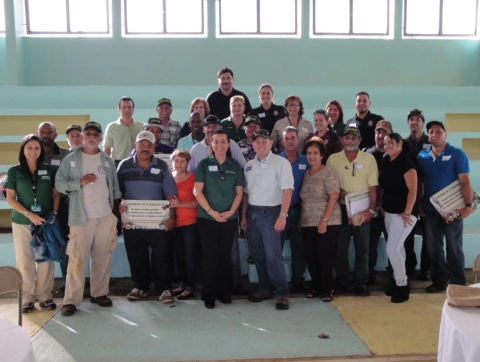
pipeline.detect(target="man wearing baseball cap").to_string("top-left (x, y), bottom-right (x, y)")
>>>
top-left (117, 131), bottom-right (178, 303)
top-left (56, 121), bottom-right (121, 316)
top-left (156, 98), bottom-right (182, 148)
top-left (327, 125), bottom-right (379, 296)
top-left (129, 118), bottom-right (173, 157)
top-left (238, 115), bottom-right (262, 161)
top-left (405, 109), bottom-right (431, 281)
top-left (103, 96), bottom-right (143, 166)
top-left (66, 124), bottom-right (83, 150)
top-left (417, 120), bottom-right (474, 293)
top-left (241, 129), bottom-right (294, 310)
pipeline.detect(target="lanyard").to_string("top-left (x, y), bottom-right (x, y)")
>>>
top-left (30, 170), bottom-right (38, 205)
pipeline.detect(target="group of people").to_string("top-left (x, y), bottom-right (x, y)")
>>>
top-left (4, 67), bottom-right (475, 317)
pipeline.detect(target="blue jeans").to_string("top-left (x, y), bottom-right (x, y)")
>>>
top-left (424, 210), bottom-right (465, 286)
top-left (335, 206), bottom-right (371, 288)
top-left (171, 223), bottom-right (199, 292)
top-left (280, 206), bottom-right (306, 285)
top-left (247, 205), bottom-right (289, 298)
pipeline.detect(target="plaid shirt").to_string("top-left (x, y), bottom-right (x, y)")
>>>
top-left (160, 119), bottom-right (182, 148)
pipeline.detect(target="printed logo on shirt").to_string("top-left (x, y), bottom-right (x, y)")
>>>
top-left (41, 176), bottom-right (51, 180)
top-left (246, 166), bottom-right (252, 172)
top-left (97, 166), bottom-right (106, 174)
top-left (368, 120), bottom-right (373, 126)
top-left (442, 155), bottom-right (451, 161)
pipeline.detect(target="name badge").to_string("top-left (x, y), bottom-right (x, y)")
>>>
top-left (151, 168), bottom-right (160, 174)
top-left (246, 166), bottom-right (252, 172)
top-left (301, 127), bottom-right (308, 133)
top-left (169, 126), bottom-right (176, 132)
top-left (355, 164), bottom-right (364, 170)
top-left (41, 176), bottom-right (51, 180)
top-left (442, 155), bottom-right (451, 161)
top-left (299, 164), bottom-right (307, 170)
top-left (260, 163), bottom-right (269, 169)
top-left (38, 170), bottom-right (48, 175)
top-left (209, 165), bottom-right (218, 171)
top-left (70, 161), bottom-right (76, 167)
top-left (31, 204), bottom-right (42, 212)
top-left (258, 113), bottom-right (266, 118)
top-left (51, 159), bottom-right (60, 166)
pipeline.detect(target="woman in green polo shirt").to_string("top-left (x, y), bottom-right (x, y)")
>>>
top-left (4, 134), bottom-right (60, 313)
top-left (194, 129), bottom-right (244, 309)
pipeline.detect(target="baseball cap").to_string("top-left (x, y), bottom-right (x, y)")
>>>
top-left (83, 121), bottom-right (102, 133)
top-left (375, 120), bottom-right (393, 133)
top-left (245, 115), bottom-right (262, 126)
top-left (252, 129), bottom-right (271, 140)
top-left (157, 98), bottom-right (172, 107)
top-left (426, 121), bottom-right (446, 132)
top-left (407, 109), bottom-right (425, 122)
top-left (203, 115), bottom-right (220, 126)
top-left (66, 124), bottom-right (82, 135)
top-left (136, 131), bottom-right (155, 144)
top-left (343, 125), bottom-right (361, 138)
top-left (143, 118), bottom-right (164, 132)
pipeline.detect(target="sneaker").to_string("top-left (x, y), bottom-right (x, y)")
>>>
top-left (39, 299), bottom-right (57, 310)
top-left (275, 297), bottom-right (289, 310)
top-left (60, 304), bottom-right (76, 317)
top-left (159, 290), bottom-right (174, 304)
top-left (21, 302), bottom-right (35, 313)
top-left (90, 295), bottom-right (113, 307)
top-left (127, 288), bottom-right (149, 300)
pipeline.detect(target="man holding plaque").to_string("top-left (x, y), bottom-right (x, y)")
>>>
top-left (417, 121), bottom-right (474, 292)
top-left (327, 125), bottom-right (378, 296)
top-left (117, 131), bottom-right (178, 303)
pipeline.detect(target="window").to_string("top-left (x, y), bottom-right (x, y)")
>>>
top-left (404, 0), bottom-right (478, 37)
top-left (25, 0), bottom-right (109, 34)
top-left (217, 0), bottom-right (300, 37)
top-left (311, 0), bottom-right (392, 37)
top-left (124, 0), bottom-right (205, 36)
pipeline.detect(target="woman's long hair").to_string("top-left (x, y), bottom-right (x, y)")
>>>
top-left (209, 129), bottom-right (232, 159)
top-left (325, 100), bottom-right (345, 124)
top-left (19, 134), bottom-right (45, 173)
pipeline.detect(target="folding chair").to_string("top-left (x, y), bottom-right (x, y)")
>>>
top-left (0, 266), bottom-right (23, 326)
top-left (474, 254), bottom-right (480, 284)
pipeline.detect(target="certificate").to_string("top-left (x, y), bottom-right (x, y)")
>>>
top-left (430, 180), bottom-right (479, 223)
top-left (345, 188), bottom-right (370, 219)
top-left (121, 200), bottom-right (170, 230)
top-left (154, 153), bottom-right (173, 171)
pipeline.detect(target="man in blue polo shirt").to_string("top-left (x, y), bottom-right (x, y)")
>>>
top-left (417, 121), bottom-right (474, 293)
top-left (117, 131), bottom-right (178, 303)
top-left (278, 126), bottom-right (309, 292)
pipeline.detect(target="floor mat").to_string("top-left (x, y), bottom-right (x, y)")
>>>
top-left (32, 298), bottom-right (370, 362)
top-left (332, 292), bottom-right (446, 355)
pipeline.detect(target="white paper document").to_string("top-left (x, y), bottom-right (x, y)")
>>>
top-left (345, 188), bottom-right (370, 218)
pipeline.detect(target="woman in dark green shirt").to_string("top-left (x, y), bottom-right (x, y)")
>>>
top-left (194, 130), bottom-right (243, 309)
top-left (5, 134), bottom-right (60, 313)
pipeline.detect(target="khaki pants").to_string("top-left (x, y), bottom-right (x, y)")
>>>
top-left (12, 222), bottom-right (55, 303)
top-left (63, 213), bottom-right (118, 306)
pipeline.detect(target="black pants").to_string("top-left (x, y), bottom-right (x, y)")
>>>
top-left (124, 229), bottom-right (172, 293)
top-left (57, 196), bottom-right (70, 289)
top-left (198, 218), bottom-right (237, 304)
top-left (302, 225), bottom-right (339, 294)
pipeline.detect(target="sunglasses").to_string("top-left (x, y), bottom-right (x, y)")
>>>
top-left (313, 109), bottom-right (327, 116)
top-left (345, 162), bottom-right (357, 177)
top-left (253, 129), bottom-right (270, 138)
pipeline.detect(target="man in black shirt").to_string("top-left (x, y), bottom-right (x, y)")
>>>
top-left (206, 67), bottom-right (252, 120)
top-left (405, 109), bottom-right (431, 281)
top-left (346, 91), bottom-right (384, 150)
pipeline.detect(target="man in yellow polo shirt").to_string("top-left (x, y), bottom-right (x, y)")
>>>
top-left (327, 125), bottom-right (378, 296)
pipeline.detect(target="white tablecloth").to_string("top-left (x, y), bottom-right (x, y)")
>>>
top-left (0, 318), bottom-right (36, 362)
top-left (438, 283), bottom-right (480, 362)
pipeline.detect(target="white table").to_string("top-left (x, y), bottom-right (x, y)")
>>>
top-left (438, 283), bottom-right (480, 362)
top-left (0, 318), bottom-right (36, 362)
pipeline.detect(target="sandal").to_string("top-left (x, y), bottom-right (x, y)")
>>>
top-left (306, 290), bottom-right (317, 298)
top-left (321, 292), bottom-right (334, 302)
top-left (170, 287), bottom-right (185, 296)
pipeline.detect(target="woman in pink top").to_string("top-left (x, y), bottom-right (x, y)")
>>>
top-left (169, 150), bottom-right (199, 300)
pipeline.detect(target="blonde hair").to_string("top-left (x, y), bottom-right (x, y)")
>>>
top-left (230, 95), bottom-right (245, 106)
top-left (170, 149), bottom-right (192, 162)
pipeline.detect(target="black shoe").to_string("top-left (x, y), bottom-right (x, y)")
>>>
top-left (354, 286), bottom-right (371, 297)
top-left (420, 270), bottom-right (431, 281)
top-left (90, 295), bottom-right (113, 307)
top-left (169, 288), bottom-right (185, 297)
top-left (177, 292), bottom-right (194, 300)
top-left (39, 299), bottom-right (57, 310)
top-left (426, 283), bottom-right (447, 293)
top-left (204, 301), bottom-right (215, 309)
top-left (391, 284), bottom-right (410, 303)
top-left (248, 291), bottom-right (273, 303)
top-left (61, 304), bottom-right (76, 316)
top-left (275, 297), bottom-right (289, 310)
top-left (219, 298), bottom-right (232, 304)
top-left (21, 302), bottom-right (35, 314)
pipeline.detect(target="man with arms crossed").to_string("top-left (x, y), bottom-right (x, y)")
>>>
top-left (417, 121), bottom-right (474, 292)
top-left (56, 121), bottom-right (121, 316)
top-left (241, 129), bottom-right (294, 310)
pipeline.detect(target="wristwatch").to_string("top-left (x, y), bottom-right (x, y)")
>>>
top-left (465, 203), bottom-right (473, 208)
top-left (23, 210), bottom-right (29, 217)
top-left (368, 209), bottom-right (378, 217)
top-left (280, 212), bottom-right (288, 218)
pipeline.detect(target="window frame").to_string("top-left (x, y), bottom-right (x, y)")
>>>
top-left (217, 0), bottom-right (300, 38)
top-left (24, 0), bottom-right (110, 35)
top-left (310, 0), bottom-right (392, 38)
top-left (123, 0), bottom-right (206, 36)
top-left (403, 0), bottom-right (479, 38)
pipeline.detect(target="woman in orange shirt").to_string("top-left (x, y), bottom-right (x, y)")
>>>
top-left (169, 150), bottom-right (199, 300)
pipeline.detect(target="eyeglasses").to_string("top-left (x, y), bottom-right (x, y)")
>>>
top-left (253, 129), bottom-right (270, 138)
top-left (345, 162), bottom-right (357, 177)
top-left (220, 165), bottom-right (225, 180)
top-left (313, 109), bottom-right (327, 115)
top-left (84, 132), bottom-right (100, 137)
top-left (286, 104), bottom-right (300, 108)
